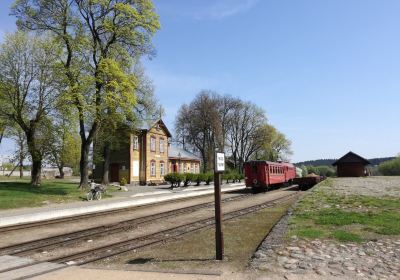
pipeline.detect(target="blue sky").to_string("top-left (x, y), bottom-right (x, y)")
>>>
top-left (0, 0), bottom-right (399, 162)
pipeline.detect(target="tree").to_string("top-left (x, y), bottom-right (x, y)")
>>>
top-left (175, 91), bottom-right (285, 173)
top-left (95, 63), bottom-right (161, 185)
top-left (226, 101), bottom-right (267, 172)
top-left (175, 91), bottom-right (221, 172)
top-left (47, 116), bottom-right (81, 178)
top-left (379, 157), bottom-right (400, 175)
top-left (256, 124), bottom-right (292, 162)
top-left (13, 0), bottom-right (160, 188)
top-left (0, 32), bottom-right (62, 185)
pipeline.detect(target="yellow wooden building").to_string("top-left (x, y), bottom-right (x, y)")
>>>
top-left (93, 119), bottom-right (201, 185)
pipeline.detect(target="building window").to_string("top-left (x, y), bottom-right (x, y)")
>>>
top-left (160, 138), bottom-right (164, 153)
top-left (150, 137), bottom-right (156, 152)
top-left (160, 161), bottom-right (165, 176)
top-left (150, 161), bottom-right (156, 176)
top-left (191, 163), bottom-right (194, 173)
top-left (133, 135), bottom-right (139, 150)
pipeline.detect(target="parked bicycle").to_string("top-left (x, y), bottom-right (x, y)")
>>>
top-left (86, 181), bottom-right (106, 201)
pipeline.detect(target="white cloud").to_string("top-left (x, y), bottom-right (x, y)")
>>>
top-left (194, 0), bottom-right (260, 20)
top-left (157, 0), bottom-right (260, 21)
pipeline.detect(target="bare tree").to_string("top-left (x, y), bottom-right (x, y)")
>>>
top-left (226, 102), bottom-right (267, 172)
top-left (175, 91), bottom-right (291, 174)
top-left (175, 91), bottom-right (220, 172)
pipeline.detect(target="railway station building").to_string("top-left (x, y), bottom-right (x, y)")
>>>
top-left (92, 119), bottom-right (201, 185)
top-left (332, 151), bottom-right (370, 177)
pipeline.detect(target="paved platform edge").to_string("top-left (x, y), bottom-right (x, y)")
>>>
top-left (0, 185), bottom-right (246, 228)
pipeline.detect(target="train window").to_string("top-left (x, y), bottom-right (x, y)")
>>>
top-left (252, 165), bottom-right (257, 174)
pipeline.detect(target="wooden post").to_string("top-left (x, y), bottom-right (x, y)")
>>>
top-left (214, 152), bottom-right (225, 260)
top-left (214, 172), bottom-right (223, 260)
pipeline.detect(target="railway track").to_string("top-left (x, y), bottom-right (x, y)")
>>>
top-left (51, 191), bottom-right (300, 264)
top-left (0, 193), bottom-right (252, 256)
top-left (0, 188), bottom-right (249, 234)
top-left (0, 191), bottom-right (300, 276)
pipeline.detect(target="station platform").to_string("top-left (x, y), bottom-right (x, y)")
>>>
top-left (0, 183), bottom-right (246, 228)
top-left (0, 255), bottom-right (220, 280)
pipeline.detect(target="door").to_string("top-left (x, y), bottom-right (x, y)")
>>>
top-left (110, 163), bottom-right (119, 182)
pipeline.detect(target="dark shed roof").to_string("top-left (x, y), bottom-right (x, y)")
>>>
top-left (332, 151), bottom-right (371, 166)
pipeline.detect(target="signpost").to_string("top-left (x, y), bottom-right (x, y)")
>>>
top-left (214, 152), bottom-right (225, 260)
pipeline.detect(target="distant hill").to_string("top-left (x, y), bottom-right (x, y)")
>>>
top-left (295, 157), bottom-right (395, 167)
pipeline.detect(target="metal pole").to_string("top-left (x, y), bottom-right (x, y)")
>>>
top-left (214, 165), bottom-right (224, 260)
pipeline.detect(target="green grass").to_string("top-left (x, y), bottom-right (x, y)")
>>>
top-left (332, 230), bottom-right (362, 242)
top-left (0, 180), bottom-right (89, 210)
top-left (104, 200), bottom-right (297, 272)
top-left (289, 178), bottom-right (400, 242)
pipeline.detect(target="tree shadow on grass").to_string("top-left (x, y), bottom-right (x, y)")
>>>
top-left (0, 182), bottom-right (75, 196)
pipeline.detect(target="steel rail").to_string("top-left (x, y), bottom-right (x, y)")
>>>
top-left (0, 188), bottom-right (248, 234)
top-left (0, 194), bottom-right (251, 256)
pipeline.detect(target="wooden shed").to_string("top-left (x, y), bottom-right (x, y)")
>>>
top-left (332, 151), bottom-right (370, 177)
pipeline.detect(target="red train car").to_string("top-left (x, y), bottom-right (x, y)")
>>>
top-left (243, 161), bottom-right (296, 190)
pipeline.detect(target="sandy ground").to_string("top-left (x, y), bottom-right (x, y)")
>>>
top-left (31, 266), bottom-right (221, 280)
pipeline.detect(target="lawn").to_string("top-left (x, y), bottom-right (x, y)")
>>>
top-left (0, 179), bottom-right (88, 210)
top-left (288, 178), bottom-right (400, 243)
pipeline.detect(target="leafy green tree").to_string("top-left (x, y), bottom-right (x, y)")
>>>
top-left (379, 157), bottom-right (400, 175)
top-left (256, 124), bottom-right (292, 162)
top-left (0, 32), bottom-right (62, 185)
top-left (47, 117), bottom-right (81, 179)
top-left (315, 165), bottom-right (336, 177)
top-left (13, 0), bottom-right (160, 188)
top-left (300, 165), bottom-right (308, 177)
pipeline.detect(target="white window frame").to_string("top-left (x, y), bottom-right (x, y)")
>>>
top-left (150, 137), bottom-right (156, 152)
top-left (159, 138), bottom-right (164, 153)
top-left (150, 161), bottom-right (156, 176)
top-left (160, 162), bottom-right (165, 176)
top-left (133, 135), bottom-right (139, 150)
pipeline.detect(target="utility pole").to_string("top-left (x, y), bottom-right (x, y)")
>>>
top-left (214, 151), bottom-right (225, 260)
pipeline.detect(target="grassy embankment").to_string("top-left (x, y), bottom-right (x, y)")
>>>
top-left (288, 178), bottom-right (400, 243)
top-left (102, 198), bottom-right (298, 272)
top-left (0, 178), bottom-right (111, 210)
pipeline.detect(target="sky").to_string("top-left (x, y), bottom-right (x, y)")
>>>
top-left (0, 0), bottom-right (399, 162)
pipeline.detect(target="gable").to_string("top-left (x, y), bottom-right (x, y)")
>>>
top-left (332, 152), bottom-right (370, 166)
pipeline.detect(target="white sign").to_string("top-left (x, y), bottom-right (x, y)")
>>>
top-left (215, 153), bottom-right (225, 172)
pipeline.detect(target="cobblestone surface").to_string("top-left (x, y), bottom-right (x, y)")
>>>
top-left (251, 237), bottom-right (400, 279)
top-left (250, 177), bottom-right (400, 279)
top-left (329, 177), bottom-right (400, 197)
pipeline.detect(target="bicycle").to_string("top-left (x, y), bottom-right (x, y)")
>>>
top-left (86, 184), bottom-right (106, 201)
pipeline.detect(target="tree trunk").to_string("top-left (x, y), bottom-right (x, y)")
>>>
top-left (102, 143), bottom-right (110, 185)
top-left (31, 158), bottom-right (42, 186)
top-left (79, 140), bottom-right (91, 189)
top-left (19, 159), bottom-right (23, 178)
top-left (26, 129), bottom-right (42, 186)
top-left (58, 165), bottom-right (65, 179)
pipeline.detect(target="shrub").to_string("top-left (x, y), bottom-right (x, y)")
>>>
top-left (164, 173), bottom-right (185, 188)
top-left (183, 173), bottom-right (196, 186)
top-left (205, 172), bottom-right (214, 185)
top-left (120, 177), bottom-right (127, 186)
top-left (195, 173), bottom-right (207, 186)
top-left (222, 172), bottom-right (232, 184)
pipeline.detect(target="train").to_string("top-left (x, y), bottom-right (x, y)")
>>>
top-left (243, 160), bottom-right (296, 191)
top-left (243, 160), bottom-right (324, 191)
